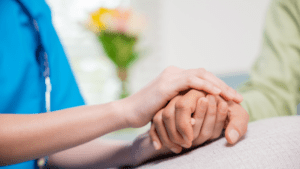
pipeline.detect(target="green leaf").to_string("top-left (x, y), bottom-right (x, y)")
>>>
top-left (98, 31), bottom-right (139, 68)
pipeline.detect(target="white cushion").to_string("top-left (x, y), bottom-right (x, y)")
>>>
top-left (139, 116), bottom-right (300, 169)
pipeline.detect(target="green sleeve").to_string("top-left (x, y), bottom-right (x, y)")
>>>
top-left (238, 0), bottom-right (300, 122)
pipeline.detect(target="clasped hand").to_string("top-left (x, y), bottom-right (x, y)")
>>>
top-left (149, 87), bottom-right (249, 154)
top-left (122, 66), bottom-right (248, 165)
top-left (123, 66), bottom-right (247, 153)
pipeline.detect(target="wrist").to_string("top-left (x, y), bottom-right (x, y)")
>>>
top-left (108, 99), bottom-right (132, 129)
top-left (119, 95), bottom-right (143, 128)
top-left (111, 98), bottom-right (136, 129)
top-left (130, 132), bottom-right (171, 166)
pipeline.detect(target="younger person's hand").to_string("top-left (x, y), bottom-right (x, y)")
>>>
top-left (123, 66), bottom-right (242, 128)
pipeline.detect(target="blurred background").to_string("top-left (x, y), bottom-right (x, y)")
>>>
top-left (45, 0), bottom-right (299, 140)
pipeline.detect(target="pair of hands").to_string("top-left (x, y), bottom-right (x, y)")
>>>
top-left (124, 66), bottom-right (248, 153)
top-left (149, 89), bottom-right (249, 154)
top-left (122, 66), bottom-right (248, 166)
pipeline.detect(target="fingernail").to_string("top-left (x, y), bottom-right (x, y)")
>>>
top-left (190, 118), bottom-right (196, 125)
top-left (171, 148), bottom-right (179, 154)
top-left (213, 87), bottom-right (221, 94)
top-left (153, 141), bottom-right (160, 150)
top-left (229, 130), bottom-right (239, 144)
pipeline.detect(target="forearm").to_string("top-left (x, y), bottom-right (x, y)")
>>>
top-left (239, 82), bottom-right (298, 122)
top-left (48, 139), bottom-right (133, 168)
top-left (0, 100), bottom-right (129, 166)
top-left (237, 0), bottom-right (300, 122)
top-left (48, 133), bottom-right (169, 168)
top-left (240, 92), bottom-right (285, 122)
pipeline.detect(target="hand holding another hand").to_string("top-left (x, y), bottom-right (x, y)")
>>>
top-left (123, 66), bottom-right (243, 128)
top-left (150, 89), bottom-right (249, 154)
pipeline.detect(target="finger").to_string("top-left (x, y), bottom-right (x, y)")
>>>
top-left (210, 97), bottom-right (228, 139)
top-left (203, 71), bottom-right (243, 103)
top-left (171, 73), bottom-right (221, 97)
top-left (193, 95), bottom-right (217, 146)
top-left (192, 97), bottom-right (208, 140)
top-left (225, 101), bottom-right (249, 144)
top-left (188, 69), bottom-right (243, 103)
top-left (162, 97), bottom-right (187, 148)
top-left (150, 123), bottom-right (162, 150)
top-left (175, 90), bottom-right (206, 148)
top-left (153, 110), bottom-right (182, 154)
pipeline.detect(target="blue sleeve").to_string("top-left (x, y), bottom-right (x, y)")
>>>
top-left (0, 0), bottom-right (85, 114)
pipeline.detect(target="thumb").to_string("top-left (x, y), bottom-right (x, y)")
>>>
top-left (225, 102), bottom-right (249, 144)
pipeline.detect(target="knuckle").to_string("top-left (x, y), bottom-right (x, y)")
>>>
top-left (175, 122), bottom-right (186, 133)
top-left (175, 100), bottom-right (187, 111)
top-left (186, 76), bottom-right (195, 85)
top-left (218, 111), bottom-right (227, 119)
top-left (153, 114), bottom-right (162, 124)
top-left (162, 111), bottom-right (173, 121)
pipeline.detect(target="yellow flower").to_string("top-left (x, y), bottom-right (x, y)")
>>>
top-left (87, 7), bottom-right (146, 36)
top-left (89, 8), bottom-right (116, 33)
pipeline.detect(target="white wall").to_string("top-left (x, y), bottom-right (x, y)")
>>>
top-left (47, 0), bottom-right (272, 102)
top-left (129, 0), bottom-right (271, 94)
top-left (161, 0), bottom-right (271, 74)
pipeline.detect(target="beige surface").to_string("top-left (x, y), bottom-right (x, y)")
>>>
top-left (139, 116), bottom-right (300, 169)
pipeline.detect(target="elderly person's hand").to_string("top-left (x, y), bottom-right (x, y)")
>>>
top-left (149, 89), bottom-right (249, 153)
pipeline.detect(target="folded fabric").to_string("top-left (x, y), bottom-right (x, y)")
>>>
top-left (139, 116), bottom-right (300, 169)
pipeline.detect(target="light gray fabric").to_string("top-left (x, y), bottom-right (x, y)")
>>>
top-left (139, 116), bottom-right (300, 169)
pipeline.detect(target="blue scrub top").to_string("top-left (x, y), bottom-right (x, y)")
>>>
top-left (0, 0), bottom-right (85, 168)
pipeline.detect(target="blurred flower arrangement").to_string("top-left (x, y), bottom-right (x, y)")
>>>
top-left (87, 7), bottom-right (146, 99)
